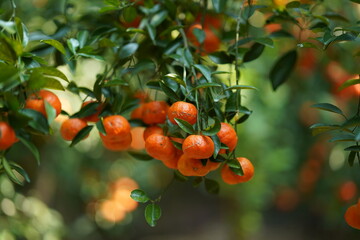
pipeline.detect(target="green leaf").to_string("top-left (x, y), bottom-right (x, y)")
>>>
top-left (0, 20), bottom-right (16, 34)
top-left (192, 177), bottom-right (203, 187)
top-left (243, 43), bottom-right (265, 62)
top-left (270, 50), bottom-right (297, 90)
top-left (339, 78), bottom-right (360, 91)
top-left (350, 0), bottom-right (360, 3)
top-left (209, 51), bottom-right (235, 64)
top-left (67, 38), bottom-right (80, 55)
top-left (348, 151), bottom-right (356, 167)
top-left (202, 118), bottom-right (221, 136)
top-left (174, 118), bottom-right (195, 134)
top-left (151, 10), bottom-right (168, 27)
top-left (194, 64), bottom-right (212, 82)
top-left (28, 71), bottom-right (64, 91)
top-left (146, 81), bottom-right (162, 90)
top-left (123, 6), bottom-right (137, 22)
top-left (2, 158), bottom-right (23, 185)
top-left (18, 136), bottom-right (40, 165)
top-left (119, 43), bottom-right (139, 59)
top-left (159, 81), bottom-right (180, 101)
top-left (311, 103), bottom-right (344, 115)
top-left (130, 189), bottom-right (150, 203)
top-left (224, 85), bottom-right (257, 91)
top-left (344, 145), bottom-right (360, 152)
top-left (44, 101), bottom-right (57, 124)
top-left (145, 203), bottom-right (162, 227)
top-left (193, 28), bottom-right (205, 44)
top-left (32, 67), bottom-right (69, 82)
top-left (329, 133), bottom-right (355, 142)
top-left (165, 73), bottom-right (185, 86)
top-left (72, 102), bottom-right (100, 119)
top-left (10, 162), bottom-right (30, 183)
top-left (228, 159), bottom-right (244, 176)
top-left (204, 178), bottom-right (219, 194)
top-left (15, 18), bottom-right (29, 47)
top-left (19, 109), bottom-right (49, 134)
top-left (193, 83), bottom-right (222, 91)
top-left (309, 123), bottom-right (341, 136)
top-left (342, 116), bottom-right (360, 129)
top-left (255, 37), bottom-right (274, 48)
top-left (146, 22), bottom-right (157, 43)
top-left (96, 120), bottom-right (106, 135)
top-left (41, 39), bottom-right (66, 55)
top-left (211, 135), bottom-right (221, 157)
top-left (70, 125), bottom-right (93, 147)
top-left (128, 151), bottom-right (154, 161)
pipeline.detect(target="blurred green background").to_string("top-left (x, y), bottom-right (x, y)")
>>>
top-left (1, 0), bottom-right (360, 239)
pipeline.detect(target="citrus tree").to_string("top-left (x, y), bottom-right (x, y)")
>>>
top-left (0, 0), bottom-right (359, 232)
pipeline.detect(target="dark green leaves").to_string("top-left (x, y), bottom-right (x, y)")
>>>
top-left (202, 118), bottom-right (221, 136)
top-left (145, 203), bottom-right (162, 227)
top-left (339, 78), bottom-right (360, 91)
top-left (311, 103), bottom-right (344, 116)
top-left (128, 151), bottom-right (154, 161)
top-left (70, 126), bottom-right (93, 147)
top-left (243, 43), bottom-right (265, 62)
top-left (18, 136), bottom-right (40, 165)
top-left (119, 43), bottom-right (139, 59)
top-left (131, 189), bottom-right (150, 203)
top-left (40, 39), bottom-right (66, 55)
top-left (269, 50), bottom-right (297, 90)
top-left (204, 178), bottom-right (220, 194)
top-left (174, 118), bottom-right (195, 134)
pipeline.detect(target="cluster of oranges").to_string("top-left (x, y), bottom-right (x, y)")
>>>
top-left (131, 98), bottom-right (254, 185)
top-left (98, 177), bottom-right (139, 223)
top-left (0, 89), bottom-right (62, 151)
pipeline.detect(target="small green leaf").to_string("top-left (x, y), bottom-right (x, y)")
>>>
top-left (2, 158), bottom-right (23, 185)
top-left (309, 123), bottom-right (341, 136)
top-left (192, 83), bottom-right (222, 91)
top-left (174, 118), bottom-right (195, 134)
top-left (270, 50), bottom-right (297, 90)
top-left (70, 125), bottom-right (93, 147)
top-left (211, 135), bottom-right (221, 157)
top-left (128, 151), bottom-right (154, 161)
top-left (243, 43), bottom-right (265, 62)
top-left (165, 73), bottom-right (185, 86)
top-left (20, 109), bottom-right (49, 134)
top-left (41, 39), bottom-right (66, 55)
top-left (209, 51), bottom-right (235, 64)
top-left (348, 151), bottom-right (356, 166)
top-left (202, 118), bottom-right (221, 136)
top-left (311, 103), bottom-right (343, 115)
top-left (224, 85), bottom-right (257, 91)
top-left (67, 38), bottom-right (80, 55)
top-left (119, 43), bottom-right (139, 59)
top-left (159, 81), bottom-right (180, 101)
top-left (10, 162), bottom-right (30, 183)
top-left (72, 102), bottom-right (100, 119)
top-left (329, 133), bottom-right (355, 142)
top-left (193, 28), bottom-right (205, 44)
top-left (204, 178), bottom-right (220, 194)
top-left (145, 203), bottom-right (162, 227)
top-left (96, 119), bottom-right (106, 135)
top-left (44, 101), bottom-right (56, 124)
top-left (344, 145), bottom-right (360, 152)
top-left (194, 64), bottom-right (212, 82)
top-left (131, 189), bottom-right (150, 203)
top-left (339, 78), bottom-right (360, 91)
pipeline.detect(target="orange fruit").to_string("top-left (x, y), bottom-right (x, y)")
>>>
top-left (145, 133), bottom-right (176, 161)
top-left (25, 90), bottom-right (62, 117)
top-left (177, 155), bottom-right (211, 176)
top-left (130, 104), bottom-right (144, 120)
top-left (143, 125), bottom-right (164, 141)
top-left (60, 118), bottom-right (88, 141)
top-left (142, 101), bottom-right (169, 125)
top-left (130, 127), bottom-right (145, 150)
top-left (134, 91), bottom-right (148, 103)
top-left (221, 157), bottom-right (254, 185)
top-left (195, 14), bottom-right (222, 29)
top-left (167, 101), bottom-right (198, 125)
top-left (217, 123), bottom-right (238, 154)
top-left (101, 132), bottom-right (132, 151)
top-left (186, 23), bottom-right (220, 54)
top-left (345, 200), bottom-right (360, 230)
top-left (0, 122), bottom-right (18, 150)
top-left (81, 101), bottom-right (102, 122)
top-left (208, 160), bottom-right (221, 171)
top-left (182, 135), bottom-right (214, 159)
top-left (161, 149), bottom-right (182, 170)
top-left (101, 115), bottom-right (131, 137)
